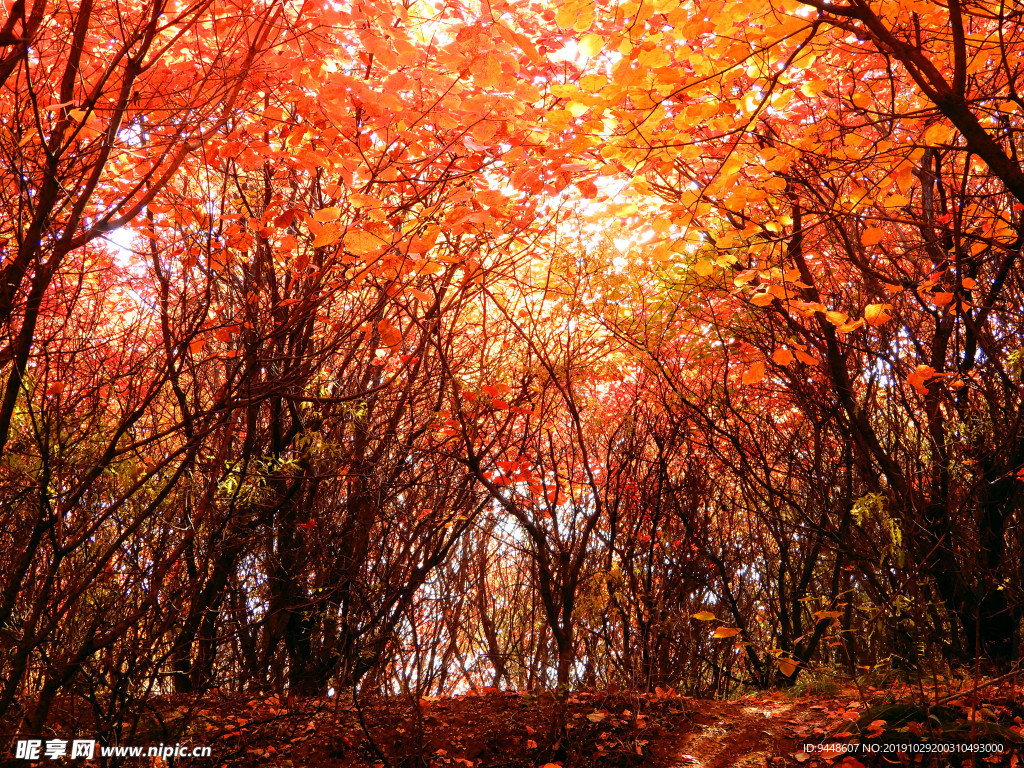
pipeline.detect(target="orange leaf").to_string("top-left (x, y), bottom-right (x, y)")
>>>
top-left (313, 206), bottom-right (341, 223)
top-left (346, 230), bottom-right (387, 256)
top-left (801, 79), bottom-right (828, 96)
top-left (713, 627), bottom-right (742, 639)
top-left (863, 303), bottom-right (892, 325)
top-left (741, 361), bottom-right (765, 385)
top-left (861, 227), bottom-right (884, 246)
top-left (312, 225), bottom-right (341, 248)
top-left (906, 366), bottom-right (933, 395)
top-left (777, 657), bottom-right (798, 677)
top-left (418, 261), bottom-right (445, 276)
top-left (734, 269), bottom-right (759, 287)
top-left (378, 319), bottom-right (403, 349)
top-left (924, 124), bottom-right (954, 145)
top-left (915, 364), bottom-right (936, 379)
top-left (273, 210), bottom-right (296, 227)
top-left (772, 349), bottom-right (794, 366)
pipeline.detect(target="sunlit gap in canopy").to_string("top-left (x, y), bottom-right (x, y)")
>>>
top-left (106, 226), bottom-right (138, 269)
top-left (101, 226), bottom-right (161, 315)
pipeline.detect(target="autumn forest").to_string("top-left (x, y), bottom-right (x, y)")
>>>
top-left (2, 0), bottom-right (1024, 762)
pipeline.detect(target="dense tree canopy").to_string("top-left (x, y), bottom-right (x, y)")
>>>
top-left (2, 0), bottom-right (1023, 742)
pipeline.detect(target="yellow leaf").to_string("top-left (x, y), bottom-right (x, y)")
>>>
top-left (772, 348), bottom-right (794, 366)
top-left (573, 2), bottom-right (594, 32)
top-left (578, 33), bottom-right (603, 58)
top-left (713, 626), bottom-right (742, 639)
top-left (566, 100), bottom-right (589, 117)
top-left (555, 4), bottom-right (577, 28)
top-left (825, 311), bottom-right (848, 326)
top-left (864, 303), bottom-right (892, 326)
top-left (861, 227), bottom-right (884, 246)
top-left (800, 80), bottom-right (827, 97)
top-left (544, 109), bottom-right (573, 130)
top-left (734, 269), bottom-right (758, 286)
top-left (694, 260), bottom-right (715, 277)
top-left (750, 292), bottom-right (774, 307)
top-left (637, 46), bottom-right (670, 68)
top-left (691, 611), bottom-right (717, 621)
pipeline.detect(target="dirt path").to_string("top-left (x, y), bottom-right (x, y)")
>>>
top-left (658, 696), bottom-right (828, 768)
top-left (98, 689), bottom-right (857, 767)
top-left (25, 684), bottom-right (1024, 767)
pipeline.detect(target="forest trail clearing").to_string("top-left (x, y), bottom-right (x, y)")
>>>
top-left (21, 683), bottom-right (1024, 767)
top-left (662, 697), bottom-right (811, 767)
top-left (189, 690), bottom-right (819, 767)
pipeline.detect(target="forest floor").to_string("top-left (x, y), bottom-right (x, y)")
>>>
top-left (134, 681), bottom-right (1024, 768)
top-left (13, 681), bottom-right (1024, 767)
